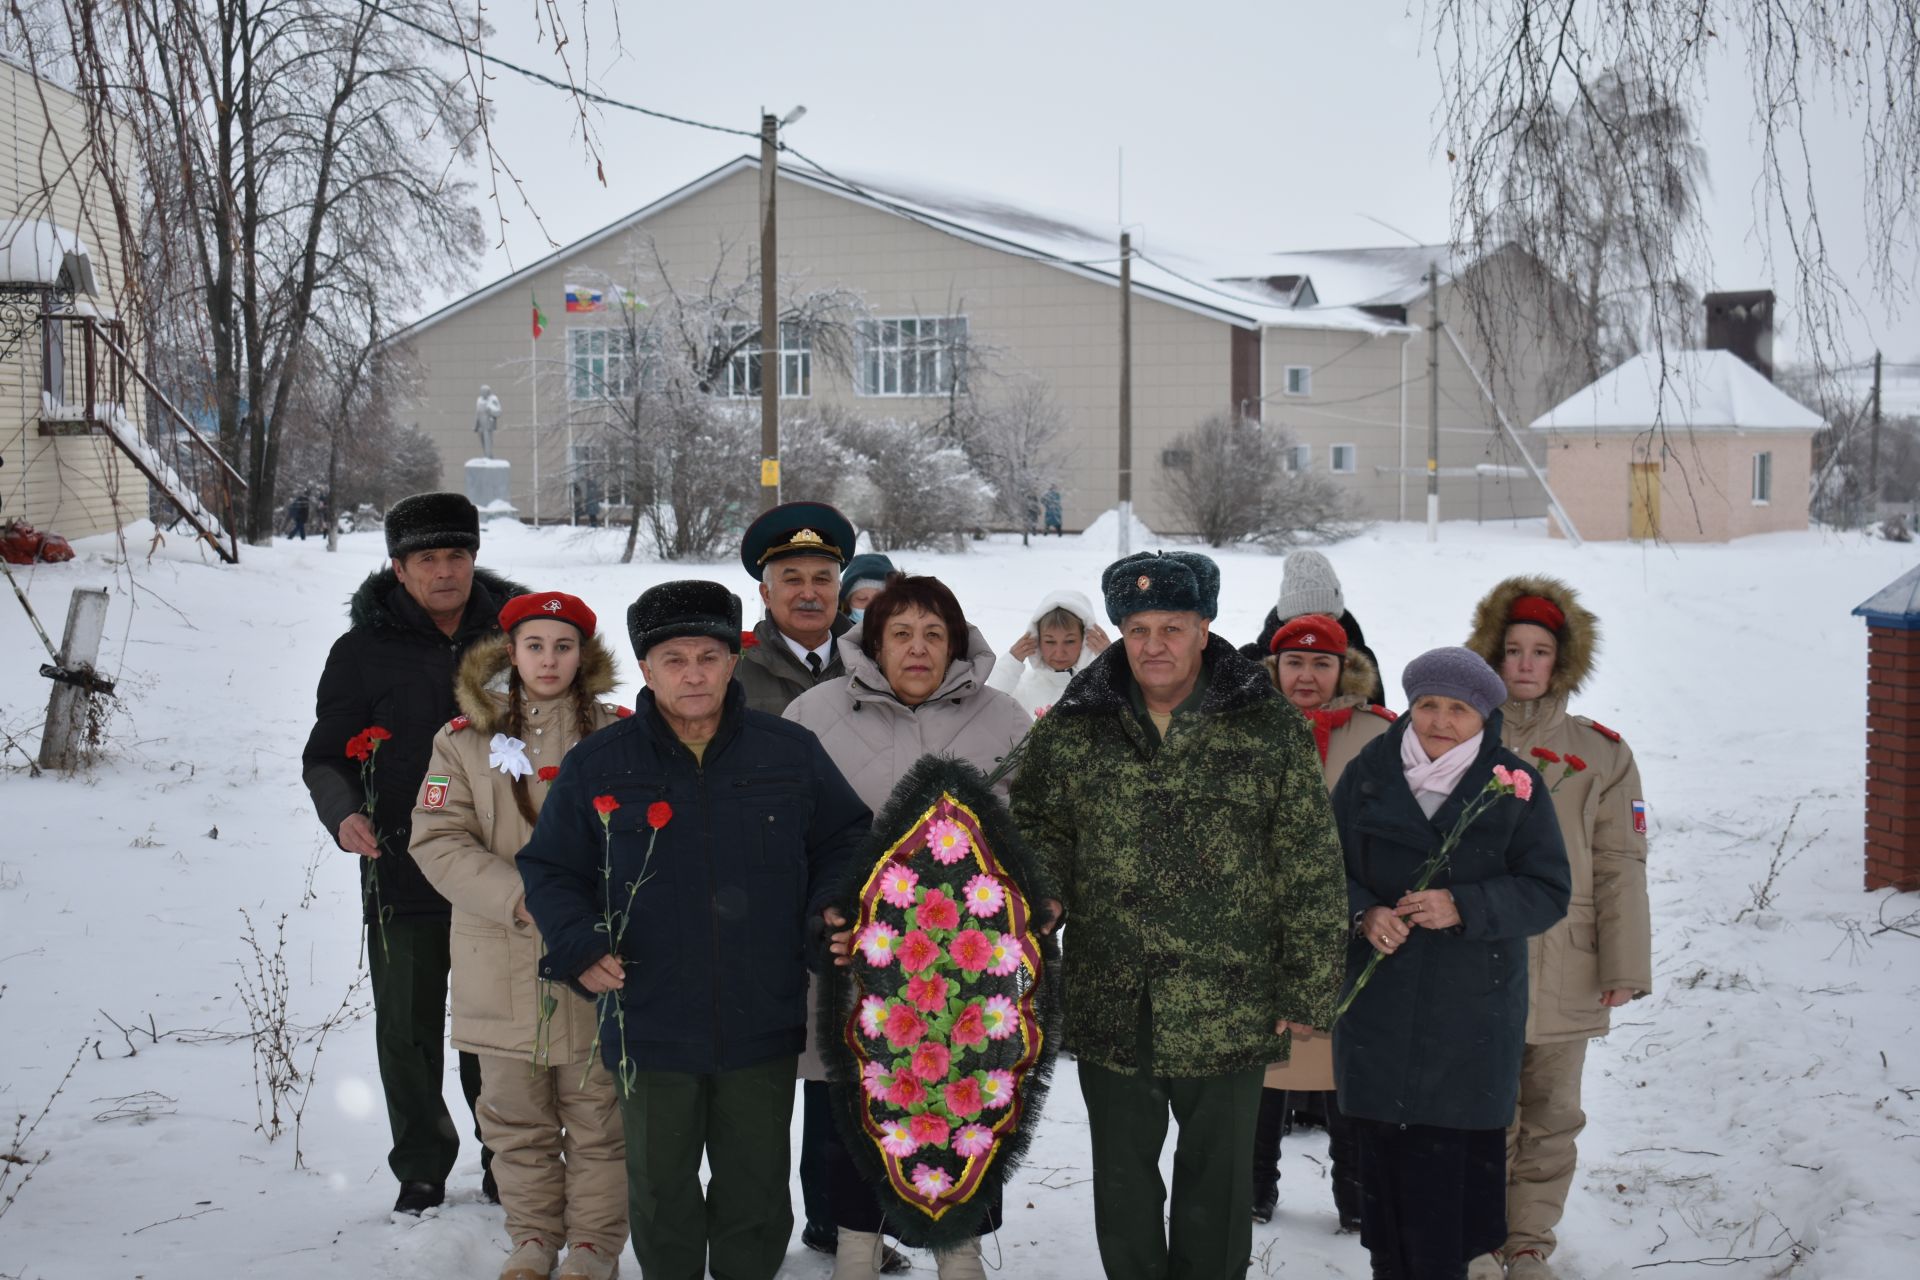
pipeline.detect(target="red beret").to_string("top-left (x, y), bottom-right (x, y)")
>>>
top-left (1270, 613), bottom-right (1349, 656)
top-left (499, 591), bottom-right (597, 639)
top-left (1508, 594), bottom-right (1565, 633)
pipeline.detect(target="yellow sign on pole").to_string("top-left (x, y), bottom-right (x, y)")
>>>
top-left (761, 458), bottom-right (781, 487)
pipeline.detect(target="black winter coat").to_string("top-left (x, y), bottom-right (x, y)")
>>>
top-left (302, 566), bottom-right (527, 922)
top-left (1240, 607), bottom-right (1389, 707)
top-left (516, 682), bottom-right (871, 1076)
top-left (1331, 714), bottom-right (1571, 1131)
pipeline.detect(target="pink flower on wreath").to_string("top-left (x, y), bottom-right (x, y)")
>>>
top-left (925, 817), bottom-right (972, 866)
top-left (953, 1123), bottom-right (994, 1158)
top-left (895, 929), bottom-right (942, 973)
top-left (986, 932), bottom-right (1023, 977)
top-left (910, 1040), bottom-right (952, 1084)
top-left (858, 995), bottom-right (889, 1039)
top-left (887, 1071), bottom-right (927, 1108)
top-left (908, 1112), bottom-right (951, 1149)
top-left (861, 1061), bottom-right (893, 1101)
top-left (963, 873), bottom-right (1006, 918)
top-left (911, 1162), bottom-right (955, 1197)
top-left (944, 1075), bottom-right (985, 1118)
top-left (980, 1069), bottom-right (1015, 1110)
top-left (951, 1002), bottom-right (988, 1048)
top-left (884, 1003), bottom-right (928, 1049)
top-left (879, 863), bottom-right (920, 909)
top-left (907, 972), bottom-right (950, 1015)
top-left (857, 921), bottom-right (900, 968)
top-left (949, 928), bottom-right (994, 972)
top-left (980, 994), bottom-right (1019, 1041)
top-left (918, 888), bottom-right (961, 932)
top-left (879, 1120), bottom-right (918, 1158)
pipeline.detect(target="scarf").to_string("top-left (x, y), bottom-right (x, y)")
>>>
top-left (1400, 726), bottom-right (1484, 818)
top-left (1302, 705), bottom-right (1356, 763)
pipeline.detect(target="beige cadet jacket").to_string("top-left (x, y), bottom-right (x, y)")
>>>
top-left (410, 634), bottom-right (626, 1062)
top-left (1501, 692), bottom-right (1652, 1044)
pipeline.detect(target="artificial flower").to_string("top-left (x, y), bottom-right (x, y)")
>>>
top-left (489, 733), bottom-right (534, 779)
top-left (907, 972), bottom-right (950, 1015)
top-left (857, 921), bottom-right (901, 967)
top-left (862, 1060), bottom-right (893, 1100)
top-left (944, 1076), bottom-right (985, 1118)
top-left (879, 1120), bottom-right (918, 1158)
top-left (925, 817), bottom-right (971, 866)
top-left (953, 1123), bottom-right (994, 1158)
top-left (910, 1040), bottom-right (952, 1083)
top-left (895, 929), bottom-right (942, 973)
top-left (950, 1002), bottom-right (988, 1048)
top-left (880, 863), bottom-right (920, 909)
top-left (980, 1069), bottom-right (1015, 1110)
top-left (910, 1162), bottom-right (955, 1197)
top-left (949, 928), bottom-right (994, 972)
top-left (963, 873), bottom-right (1006, 918)
top-left (980, 994), bottom-right (1019, 1041)
top-left (858, 994), bottom-right (889, 1038)
top-left (918, 888), bottom-right (961, 932)
top-left (887, 1070), bottom-right (928, 1107)
top-left (986, 932), bottom-right (1023, 977)
top-left (908, 1112), bottom-right (950, 1149)
top-left (884, 1003), bottom-right (928, 1049)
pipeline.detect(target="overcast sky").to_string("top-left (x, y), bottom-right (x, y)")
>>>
top-left (436, 0), bottom-right (1919, 369)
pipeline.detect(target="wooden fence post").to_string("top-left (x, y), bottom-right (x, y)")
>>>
top-left (38, 587), bottom-right (111, 772)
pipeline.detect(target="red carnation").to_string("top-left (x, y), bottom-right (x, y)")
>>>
top-left (907, 972), bottom-right (950, 1015)
top-left (918, 888), bottom-right (961, 932)
top-left (365, 726), bottom-right (393, 742)
top-left (740, 631), bottom-right (760, 649)
top-left (593, 795), bottom-right (620, 819)
top-left (908, 1112), bottom-right (950, 1148)
top-left (910, 1040), bottom-right (952, 1083)
top-left (887, 1070), bottom-right (927, 1107)
top-left (537, 766), bottom-right (560, 782)
top-left (345, 732), bottom-right (371, 762)
top-left (949, 928), bottom-right (994, 973)
top-left (944, 1076), bottom-right (985, 1119)
top-left (895, 930), bottom-right (942, 974)
top-left (1565, 754), bottom-right (1588, 772)
top-left (1530, 747), bottom-right (1561, 764)
top-left (884, 1003), bottom-right (928, 1049)
top-left (647, 801), bottom-right (673, 829)
top-left (950, 1002), bottom-right (988, 1048)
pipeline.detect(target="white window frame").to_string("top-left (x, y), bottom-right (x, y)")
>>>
top-left (1284, 365), bottom-right (1312, 396)
top-left (1284, 444), bottom-right (1312, 473)
top-left (721, 322), bottom-right (811, 399)
top-left (1752, 450), bottom-right (1773, 504)
top-left (1330, 443), bottom-right (1356, 474)
top-left (857, 316), bottom-right (969, 397)
top-left (567, 326), bottom-right (638, 402)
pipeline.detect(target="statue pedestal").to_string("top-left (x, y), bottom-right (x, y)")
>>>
top-left (465, 458), bottom-right (519, 522)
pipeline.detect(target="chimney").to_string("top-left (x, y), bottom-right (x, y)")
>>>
top-left (1704, 290), bottom-right (1775, 381)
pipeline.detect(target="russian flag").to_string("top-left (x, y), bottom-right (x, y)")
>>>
top-left (565, 284), bottom-right (603, 313)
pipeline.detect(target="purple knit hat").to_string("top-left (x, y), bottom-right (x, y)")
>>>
top-left (1402, 646), bottom-right (1507, 718)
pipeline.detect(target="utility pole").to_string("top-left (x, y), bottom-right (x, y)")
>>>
top-left (758, 111), bottom-right (781, 512)
top-left (1118, 231), bottom-right (1133, 558)
top-left (1871, 350), bottom-right (1884, 519)
top-left (1426, 262), bottom-right (1441, 542)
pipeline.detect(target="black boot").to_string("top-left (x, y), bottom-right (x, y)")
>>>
top-left (1324, 1092), bottom-right (1364, 1232)
top-left (1252, 1086), bottom-right (1286, 1223)
top-left (392, 1180), bottom-right (445, 1215)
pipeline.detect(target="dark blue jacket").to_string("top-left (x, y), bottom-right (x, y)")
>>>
top-left (1331, 713), bottom-right (1571, 1130)
top-left (517, 682), bottom-right (870, 1075)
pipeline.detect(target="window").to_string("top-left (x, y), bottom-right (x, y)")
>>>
top-left (722, 322), bottom-right (811, 398)
top-left (857, 316), bottom-right (969, 396)
top-left (1284, 444), bottom-right (1312, 473)
top-left (1284, 365), bottom-right (1311, 396)
top-left (1161, 447), bottom-right (1193, 471)
top-left (1752, 450), bottom-right (1773, 504)
top-left (1330, 443), bottom-right (1356, 474)
top-left (568, 327), bottom-right (638, 401)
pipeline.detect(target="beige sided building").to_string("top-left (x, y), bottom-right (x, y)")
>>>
top-left (393, 156), bottom-right (1581, 534)
top-left (1, 53), bottom-right (146, 539)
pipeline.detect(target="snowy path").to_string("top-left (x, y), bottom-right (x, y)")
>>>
top-left (1, 520), bottom-right (1915, 1278)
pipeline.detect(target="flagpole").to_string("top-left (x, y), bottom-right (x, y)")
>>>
top-left (531, 321), bottom-right (541, 528)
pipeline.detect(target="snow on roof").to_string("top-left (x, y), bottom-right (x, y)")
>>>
top-left (1211, 244), bottom-right (1472, 309)
top-left (1854, 564), bottom-right (1920, 628)
top-left (0, 216), bottom-right (97, 293)
top-left (1529, 349), bottom-right (1827, 433)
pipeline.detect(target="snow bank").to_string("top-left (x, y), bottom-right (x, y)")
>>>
top-left (1073, 504), bottom-right (1159, 554)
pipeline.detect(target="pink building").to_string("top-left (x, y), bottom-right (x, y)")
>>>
top-left (1529, 349), bottom-right (1825, 542)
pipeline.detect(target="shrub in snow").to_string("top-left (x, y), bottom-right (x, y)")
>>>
top-left (1161, 414), bottom-right (1365, 550)
top-left (833, 416), bottom-right (990, 552)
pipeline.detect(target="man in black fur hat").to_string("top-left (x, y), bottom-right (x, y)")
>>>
top-left (301, 491), bottom-right (527, 1216)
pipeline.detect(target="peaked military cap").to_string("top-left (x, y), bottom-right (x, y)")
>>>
top-left (740, 500), bottom-right (855, 581)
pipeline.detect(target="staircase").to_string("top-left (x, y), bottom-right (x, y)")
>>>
top-left (37, 313), bottom-right (246, 563)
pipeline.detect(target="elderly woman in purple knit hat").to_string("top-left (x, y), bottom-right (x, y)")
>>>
top-left (1329, 647), bottom-right (1572, 1280)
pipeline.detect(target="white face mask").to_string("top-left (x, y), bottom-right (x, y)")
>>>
top-left (849, 608), bottom-right (865, 623)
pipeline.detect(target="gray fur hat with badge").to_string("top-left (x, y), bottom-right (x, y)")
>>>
top-left (385, 492), bottom-right (480, 559)
top-left (1101, 550), bottom-right (1221, 625)
top-left (628, 580), bottom-right (743, 660)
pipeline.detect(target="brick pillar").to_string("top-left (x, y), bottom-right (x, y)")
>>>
top-left (1865, 625), bottom-right (1920, 891)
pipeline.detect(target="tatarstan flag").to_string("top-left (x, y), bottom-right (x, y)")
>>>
top-left (532, 294), bottom-right (547, 340)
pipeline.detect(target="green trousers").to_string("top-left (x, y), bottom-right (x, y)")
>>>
top-left (365, 915), bottom-right (485, 1184)
top-left (1076, 999), bottom-right (1264, 1280)
top-left (619, 1055), bottom-right (798, 1280)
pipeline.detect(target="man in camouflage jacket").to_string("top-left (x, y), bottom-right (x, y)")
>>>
top-left (1011, 551), bottom-right (1348, 1280)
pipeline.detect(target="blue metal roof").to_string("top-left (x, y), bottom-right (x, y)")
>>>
top-left (1853, 564), bottom-right (1920, 630)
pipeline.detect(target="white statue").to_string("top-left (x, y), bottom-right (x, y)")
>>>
top-left (474, 385), bottom-right (503, 459)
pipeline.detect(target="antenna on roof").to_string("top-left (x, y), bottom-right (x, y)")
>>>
top-left (1356, 212), bottom-right (1424, 246)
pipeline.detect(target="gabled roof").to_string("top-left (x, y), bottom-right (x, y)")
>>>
top-left (393, 155), bottom-right (1409, 341)
top-left (1212, 244), bottom-right (1473, 309)
top-left (1529, 349), bottom-right (1827, 433)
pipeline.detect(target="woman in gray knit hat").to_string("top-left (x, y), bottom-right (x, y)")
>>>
top-left (1329, 647), bottom-right (1572, 1280)
top-left (1241, 550), bottom-right (1387, 706)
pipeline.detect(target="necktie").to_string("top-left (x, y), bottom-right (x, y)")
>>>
top-left (806, 652), bottom-right (824, 679)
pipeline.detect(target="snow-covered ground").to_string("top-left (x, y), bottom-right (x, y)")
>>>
top-left (2, 517), bottom-right (1916, 1279)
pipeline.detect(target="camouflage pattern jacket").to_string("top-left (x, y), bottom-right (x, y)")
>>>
top-left (1010, 635), bottom-right (1349, 1078)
